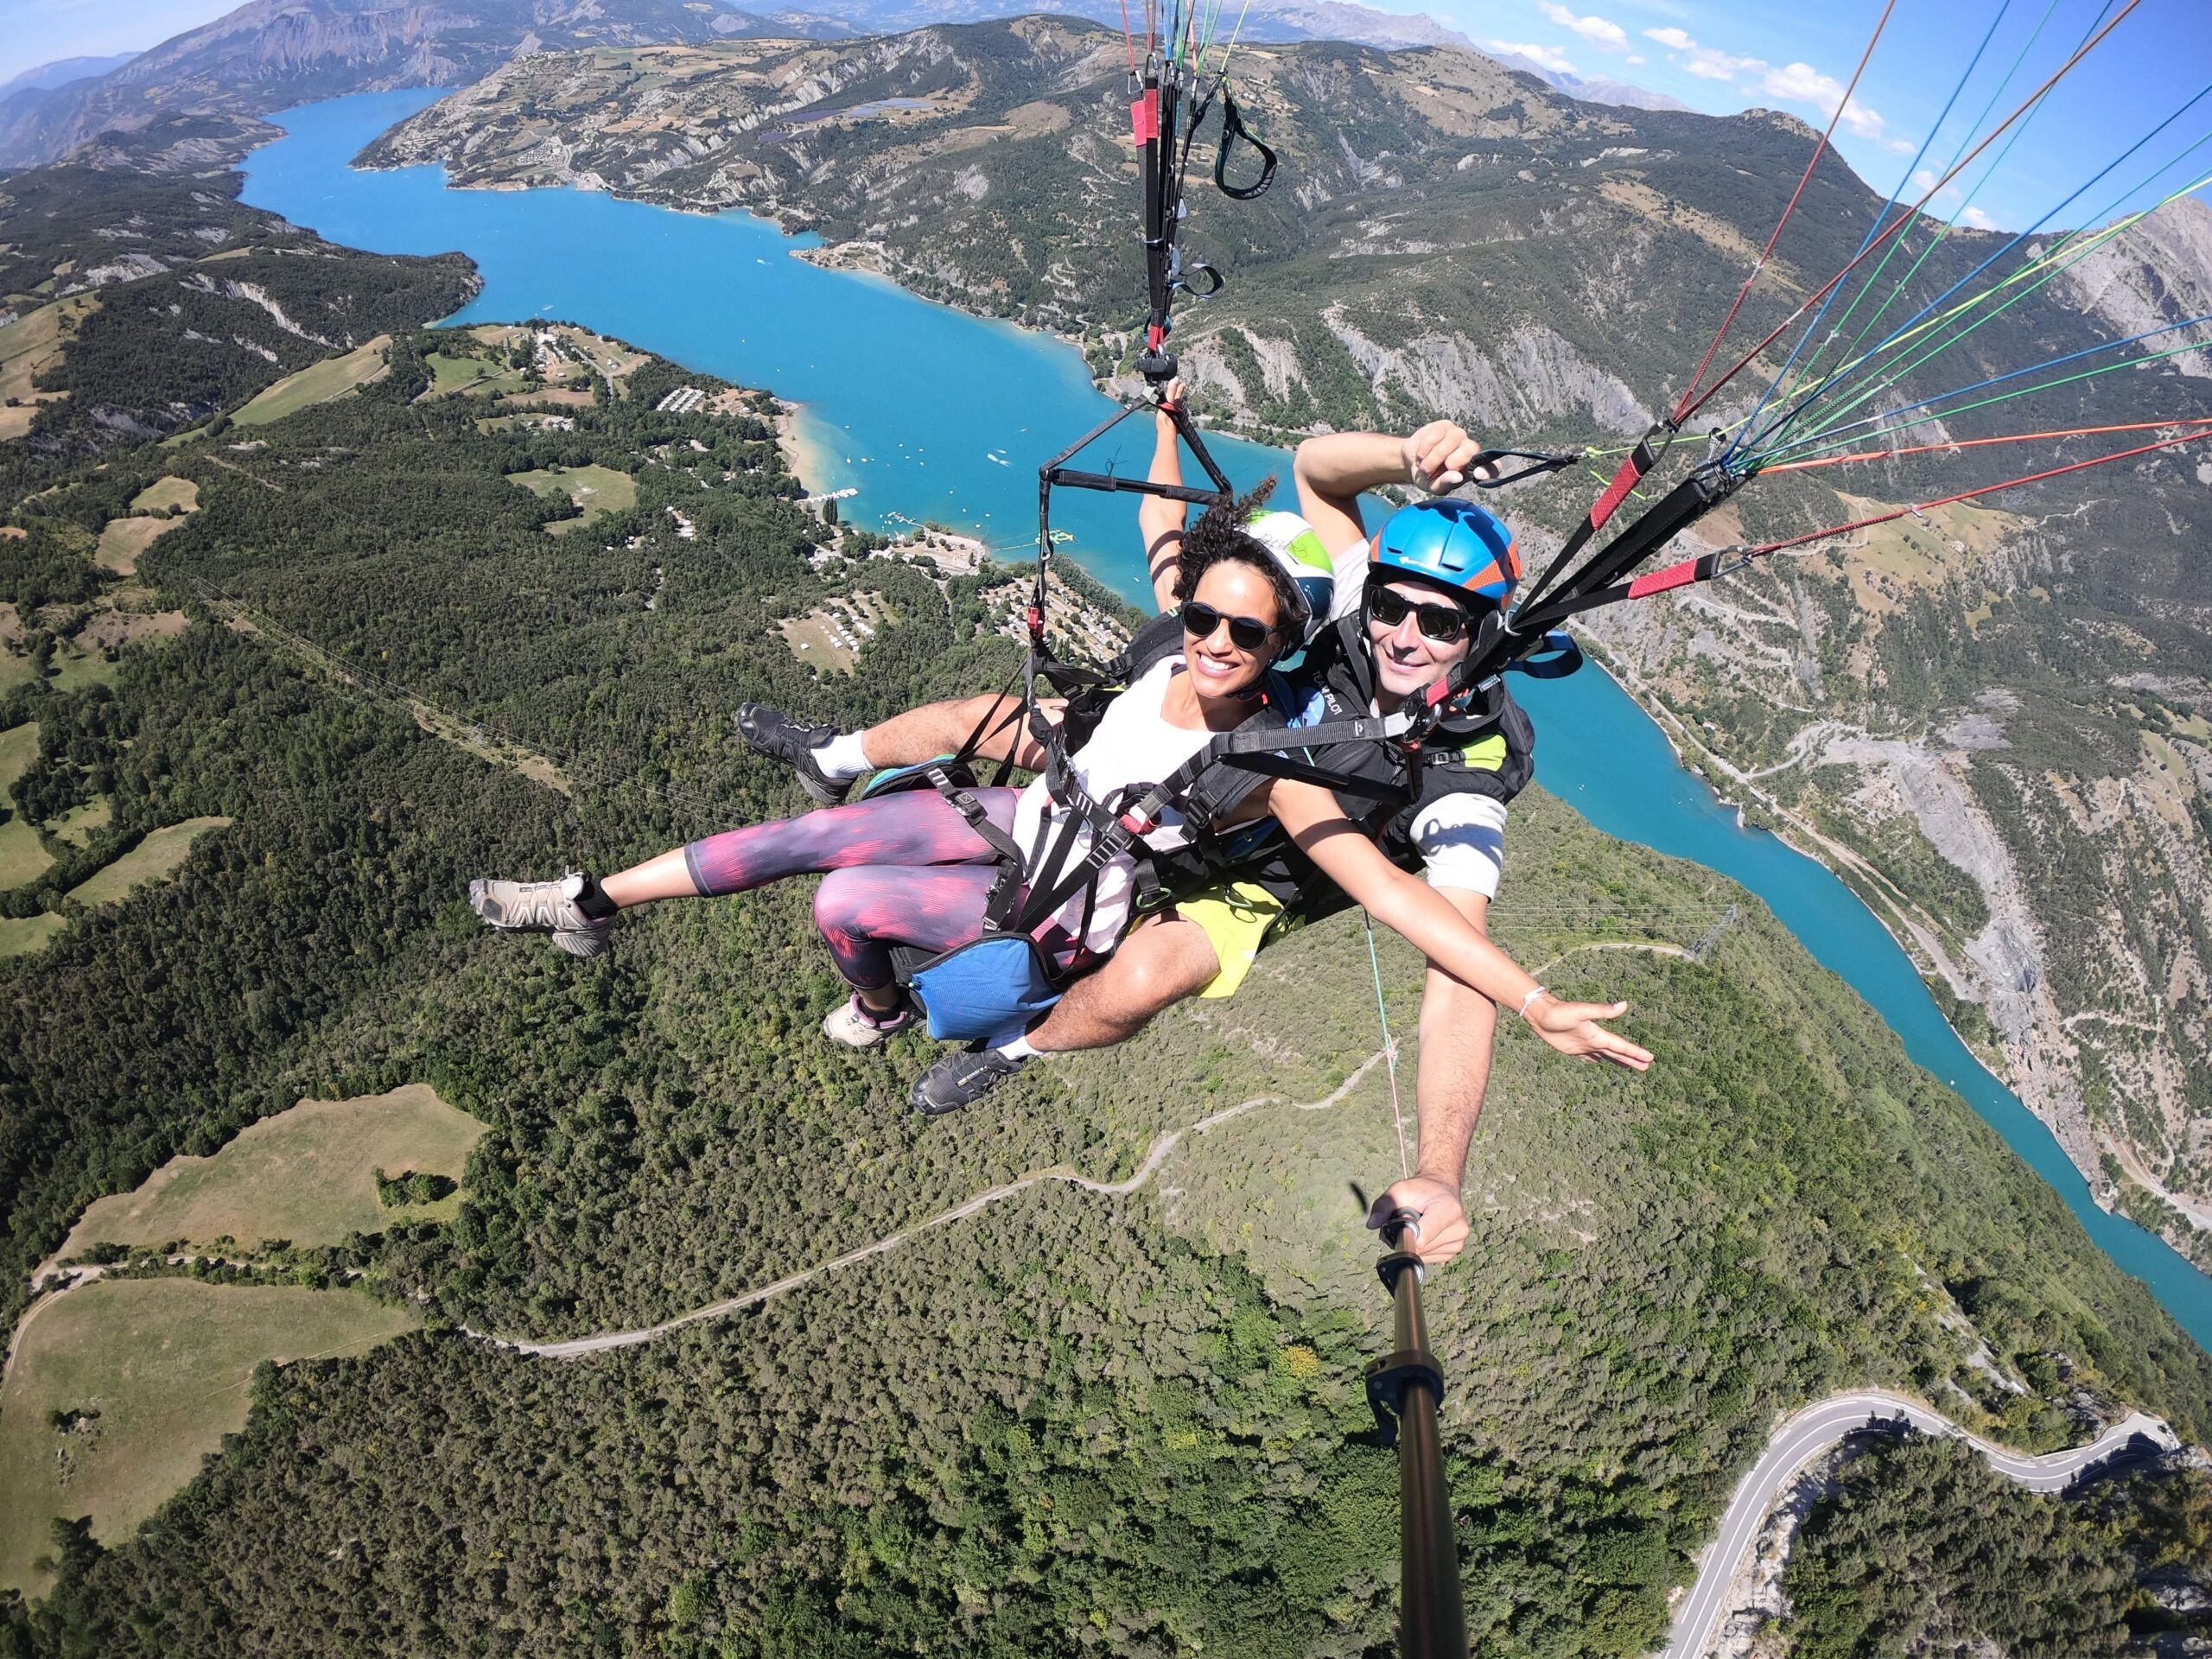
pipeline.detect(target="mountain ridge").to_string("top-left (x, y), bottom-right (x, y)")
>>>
top-left (0, 0), bottom-right (1684, 170)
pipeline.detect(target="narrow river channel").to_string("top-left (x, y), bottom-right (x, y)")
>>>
top-left (238, 88), bottom-right (2212, 1351)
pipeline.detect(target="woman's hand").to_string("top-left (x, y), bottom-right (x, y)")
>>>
top-left (1156, 377), bottom-right (1188, 422)
top-left (1525, 995), bottom-right (1653, 1070)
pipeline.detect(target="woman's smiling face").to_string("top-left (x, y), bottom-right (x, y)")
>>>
top-left (1181, 560), bottom-right (1282, 699)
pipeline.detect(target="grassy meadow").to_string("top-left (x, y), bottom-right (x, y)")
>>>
top-left (61, 1084), bottom-right (486, 1257)
top-left (508, 464), bottom-right (637, 531)
top-left (232, 338), bottom-right (391, 426)
top-left (66, 817), bottom-right (231, 907)
top-left (0, 1281), bottom-right (417, 1596)
top-left (0, 912), bottom-right (67, 958)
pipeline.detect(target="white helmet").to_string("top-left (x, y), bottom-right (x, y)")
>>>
top-left (1243, 509), bottom-right (1336, 645)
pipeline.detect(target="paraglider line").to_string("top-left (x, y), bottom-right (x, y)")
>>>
top-left (1673, 0), bottom-right (1897, 426)
top-left (1675, 0), bottom-right (2145, 427)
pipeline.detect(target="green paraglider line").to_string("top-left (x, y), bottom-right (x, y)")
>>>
top-left (1669, 0), bottom-right (2145, 429)
top-left (1746, 141), bottom-right (2212, 461)
top-left (1728, 0), bottom-right (2024, 463)
top-left (1743, 330), bottom-right (2212, 473)
top-left (1784, 0), bottom-right (2076, 414)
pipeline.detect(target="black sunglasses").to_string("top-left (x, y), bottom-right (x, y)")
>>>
top-left (1364, 583), bottom-right (1471, 644)
top-left (1180, 601), bottom-right (1274, 652)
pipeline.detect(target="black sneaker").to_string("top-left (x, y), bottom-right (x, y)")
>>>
top-left (735, 702), bottom-right (849, 806)
top-left (910, 1047), bottom-right (1030, 1116)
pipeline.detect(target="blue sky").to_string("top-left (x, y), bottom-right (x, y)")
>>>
top-left (6, 0), bottom-right (2209, 232)
top-left (1424, 0), bottom-right (2212, 230)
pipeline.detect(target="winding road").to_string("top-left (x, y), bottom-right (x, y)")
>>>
top-left (1665, 1390), bottom-right (2179, 1657)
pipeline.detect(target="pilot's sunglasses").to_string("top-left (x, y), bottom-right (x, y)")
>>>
top-left (1364, 584), bottom-right (1471, 644)
top-left (1180, 601), bottom-right (1274, 652)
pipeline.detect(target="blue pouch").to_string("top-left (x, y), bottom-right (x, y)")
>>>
top-left (857, 756), bottom-right (978, 800)
top-left (905, 934), bottom-right (1063, 1046)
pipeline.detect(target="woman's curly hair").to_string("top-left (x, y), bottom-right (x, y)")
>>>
top-left (1171, 477), bottom-right (1307, 647)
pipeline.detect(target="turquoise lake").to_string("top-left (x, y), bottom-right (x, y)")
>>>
top-left (241, 89), bottom-right (2212, 1350)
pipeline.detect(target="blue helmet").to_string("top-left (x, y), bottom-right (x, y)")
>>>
top-left (1369, 499), bottom-right (1521, 607)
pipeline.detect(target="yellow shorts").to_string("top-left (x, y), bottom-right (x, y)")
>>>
top-left (1164, 881), bottom-right (1292, 999)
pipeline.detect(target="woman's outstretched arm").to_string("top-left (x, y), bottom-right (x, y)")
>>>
top-left (1268, 779), bottom-right (1654, 1070)
top-left (1141, 379), bottom-right (1190, 611)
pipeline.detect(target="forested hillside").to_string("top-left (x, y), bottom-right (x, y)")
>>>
top-left (0, 288), bottom-right (2208, 1654)
top-left (0, 130), bottom-right (476, 471)
top-left (365, 17), bottom-right (2212, 1273)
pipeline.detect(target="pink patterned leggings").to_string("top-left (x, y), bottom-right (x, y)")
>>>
top-left (683, 788), bottom-right (1081, 990)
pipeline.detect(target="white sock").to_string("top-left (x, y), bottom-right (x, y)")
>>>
top-left (994, 1033), bottom-right (1040, 1062)
top-left (810, 731), bottom-right (872, 781)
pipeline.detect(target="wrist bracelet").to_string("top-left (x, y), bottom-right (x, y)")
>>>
top-left (1517, 985), bottom-right (1548, 1019)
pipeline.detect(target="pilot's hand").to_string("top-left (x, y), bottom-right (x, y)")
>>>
top-left (1402, 420), bottom-right (1483, 493)
top-left (1527, 995), bottom-right (1653, 1071)
top-left (1366, 1176), bottom-right (1469, 1266)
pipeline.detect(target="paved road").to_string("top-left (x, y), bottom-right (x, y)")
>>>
top-left (1665, 1389), bottom-right (2179, 1656)
top-left (476, 1051), bottom-right (1387, 1359)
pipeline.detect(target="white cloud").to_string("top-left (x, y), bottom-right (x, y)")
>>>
top-left (1538, 3), bottom-right (1629, 49)
top-left (1910, 168), bottom-right (1938, 193)
top-left (1641, 26), bottom-right (1764, 79)
top-left (1685, 44), bottom-right (1764, 79)
top-left (1960, 206), bottom-right (1998, 230)
top-left (1625, 52), bottom-right (1645, 64)
top-left (1491, 39), bottom-right (1578, 73)
top-left (1753, 60), bottom-right (1898, 145)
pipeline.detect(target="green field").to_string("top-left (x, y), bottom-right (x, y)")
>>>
top-left (128, 477), bottom-right (199, 515)
top-left (1, 725), bottom-right (53, 889)
top-left (0, 912), bottom-right (65, 957)
top-left (62, 1084), bottom-right (486, 1257)
top-left (48, 797), bottom-right (111, 848)
top-left (0, 720), bottom-right (36, 789)
top-left (66, 817), bottom-right (231, 906)
top-left (507, 464), bottom-right (636, 532)
top-left (0, 1280), bottom-right (417, 1596)
top-left (232, 338), bottom-right (391, 426)
top-left (92, 516), bottom-right (179, 576)
top-left (0, 295), bottom-right (95, 440)
top-left (423, 350), bottom-right (525, 398)
top-left (0, 815), bottom-right (53, 888)
top-left (45, 642), bottom-right (118, 693)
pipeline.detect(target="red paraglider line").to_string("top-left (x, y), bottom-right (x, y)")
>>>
top-left (1674, 0), bottom-right (1897, 426)
top-left (1675, 0), bottom-right (2145, 428)
top-left (1739, 426), bottom-right (2212, 556)
top-left (1751, 416), bottom-right (2212, 474)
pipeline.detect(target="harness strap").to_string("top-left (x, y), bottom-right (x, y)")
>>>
top-left (1465, 448), bottom-right (1583, 490)
top-left (1214, 88), bottom-right (1277, 200)
top-left (930, 765), bottom-right (1027, 867)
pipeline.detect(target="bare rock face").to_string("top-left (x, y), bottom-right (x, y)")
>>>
top-left (2055, 195), bottom-right (2212, 378)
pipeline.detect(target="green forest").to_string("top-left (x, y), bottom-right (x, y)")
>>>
top-left (2, 149), bottom-right (2210, 1658)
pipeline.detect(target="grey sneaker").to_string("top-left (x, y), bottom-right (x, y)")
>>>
top-left (910, 1046), bottom-right (1029, 1116)
top-left (468, 871), bottom-right (617, 958)
top-left (821, 991), bottom-right (921, 1048)
top-left (736, 702), bottom-right (849, 806)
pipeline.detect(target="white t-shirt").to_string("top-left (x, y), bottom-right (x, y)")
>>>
top-left (1010, 658), bottom-right (1261, 952)
top-left (1311, 526), bottom-right (1508, 899)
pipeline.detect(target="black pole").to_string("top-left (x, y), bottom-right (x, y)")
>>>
top-left (1366, 1211), bottom-right (1466, 1659)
